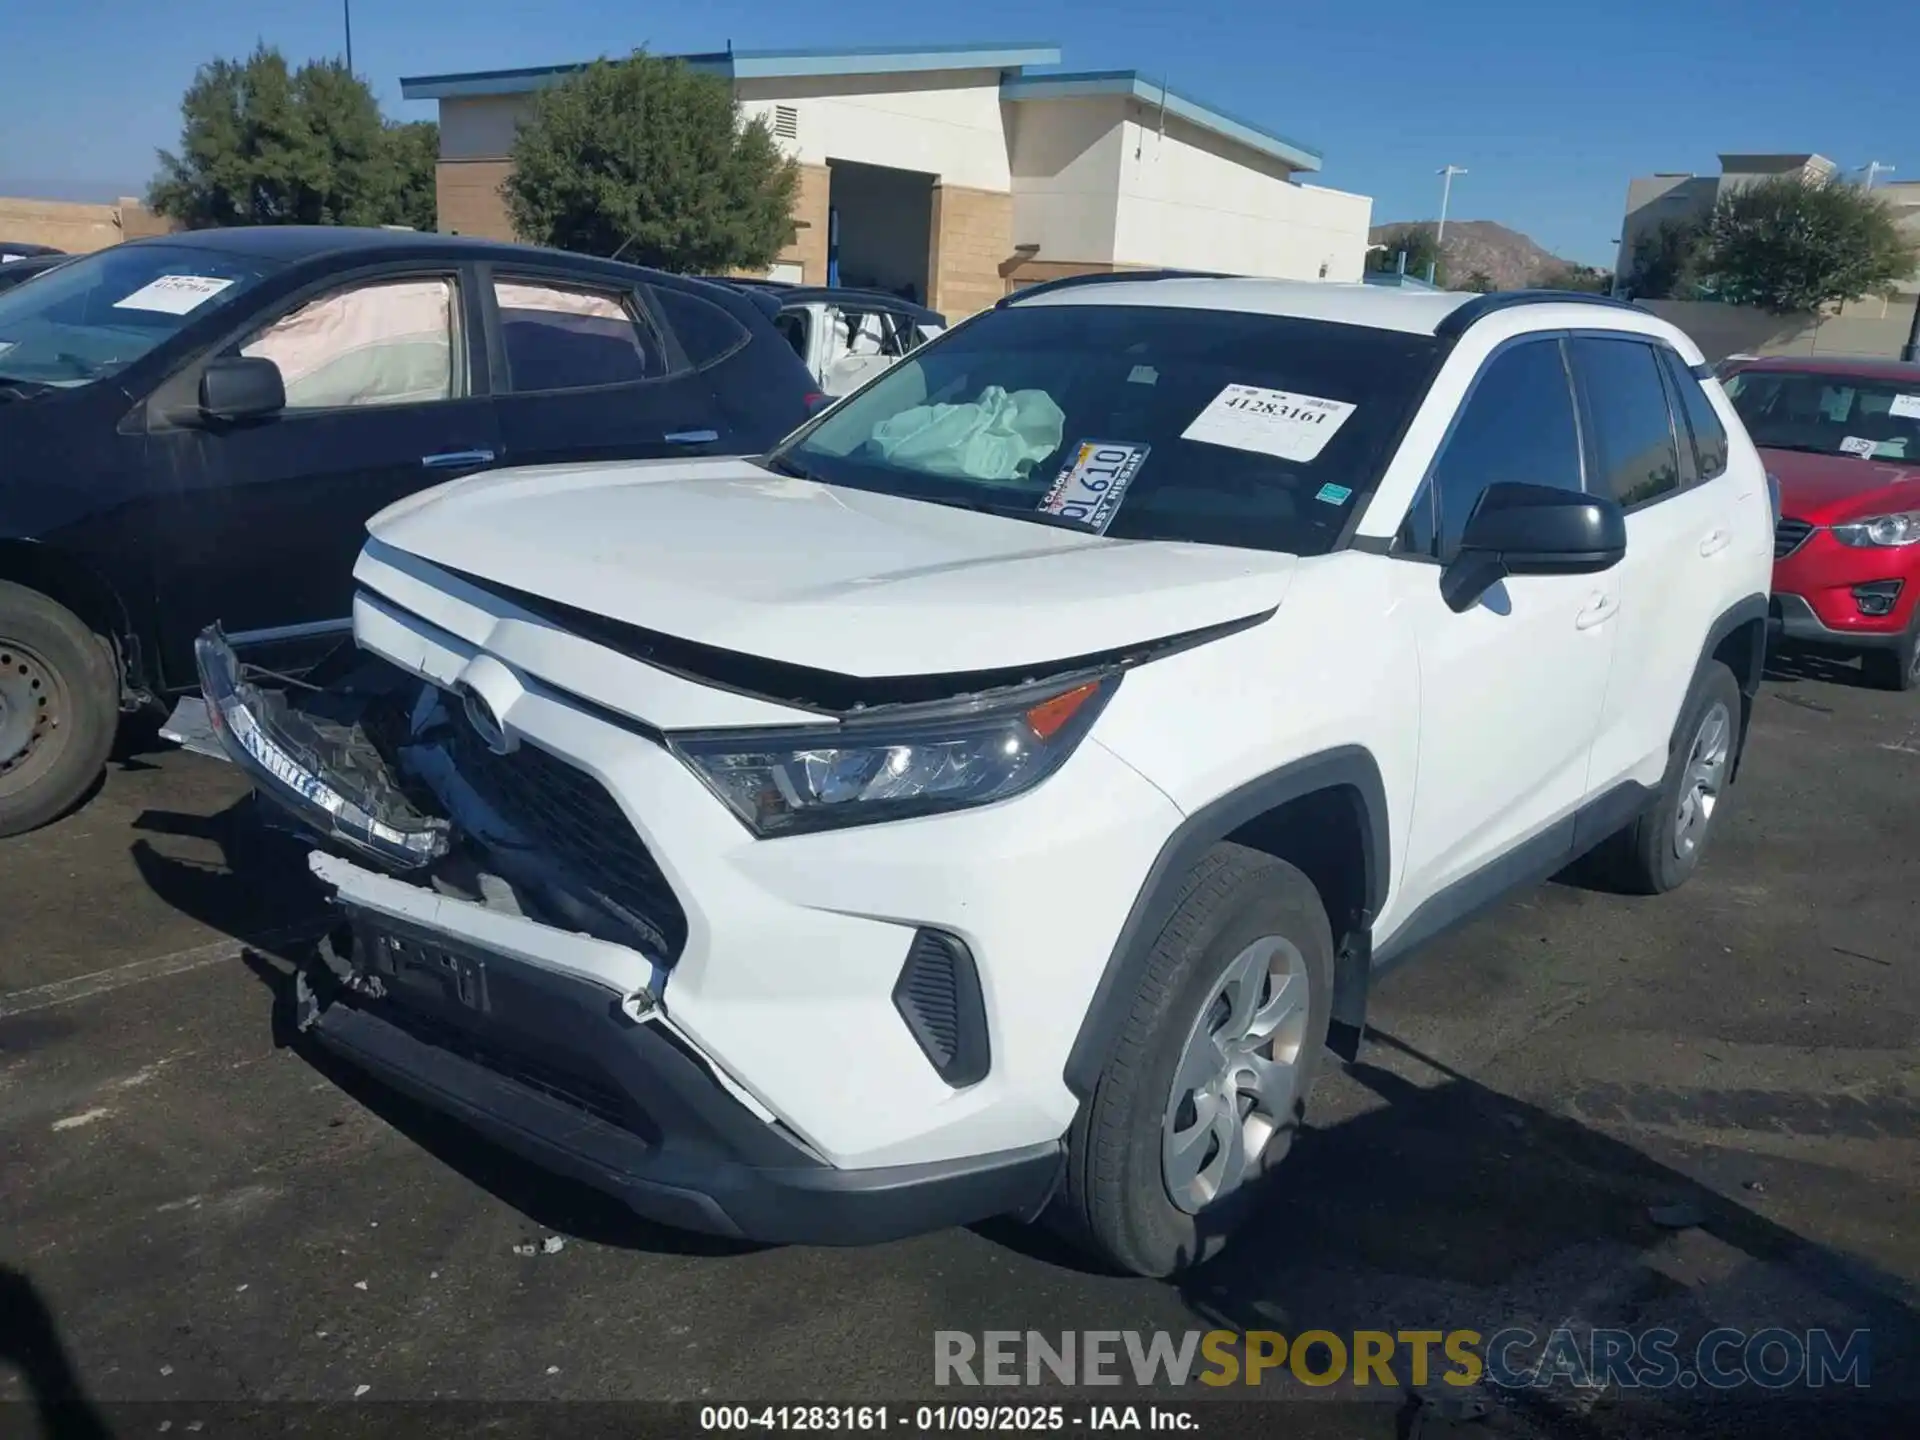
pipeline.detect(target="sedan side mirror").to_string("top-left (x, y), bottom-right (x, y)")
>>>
top-left (1440, 482), bottom-right (1627, 613)
top-left (199, 356), bottom-right (286, 424)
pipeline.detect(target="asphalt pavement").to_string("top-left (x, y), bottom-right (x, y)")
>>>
top-left (2, 656), bottom-right (1916, 1440)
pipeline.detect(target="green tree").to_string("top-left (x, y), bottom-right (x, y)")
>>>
top-left (1459, 270), bottom-right (1496, 293)
top-left (1624, 217), bottom-right (1705, 300)
top-left (1698, 175), bottom-right (1919, 315)
top-left (381, 121), bottom-right (441, 232)
top-left (503, 51), bottom-right (798, 267)
top-left (1532, 262), bottom-right (1612, 294)
top-left (149, 46), bottom-right (437, 229)
top-left (1367, 225), bottom-right (1447, 286)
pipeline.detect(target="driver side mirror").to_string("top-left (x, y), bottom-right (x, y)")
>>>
top-left (198, 356), bottom-right (285, 424)
top-left (1440, 482), bottom-right (1626, 613)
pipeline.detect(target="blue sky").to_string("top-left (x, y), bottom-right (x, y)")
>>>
top-left (2, 0), bottom-right (1909, 266)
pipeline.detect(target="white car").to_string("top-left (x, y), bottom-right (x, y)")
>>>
top-left (184, 276), bottom-right (1774, 1277)
top-left (756, 283), bottom-right (945, 396)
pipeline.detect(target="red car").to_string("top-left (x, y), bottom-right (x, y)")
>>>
top-left (1719, 355), bottom-right (1920, 690)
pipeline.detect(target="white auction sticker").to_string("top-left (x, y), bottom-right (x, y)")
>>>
top-left (113, 274), bottom-right (236, 315)
top-left (1037, 440), bottom-right (1150, 533)
top-left (1838, 436), bottom-right (1878, 458)
top-left (1891, 394), bottom-right (1920, 420)
top-left (1182, 384), bottom-right (1356, 463)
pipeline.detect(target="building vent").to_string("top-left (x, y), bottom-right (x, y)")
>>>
top-left (772, 105), bottom-right (799, 141)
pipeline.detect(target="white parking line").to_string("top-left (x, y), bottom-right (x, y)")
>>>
top-left (0, 924), bottom-right (322, 1019)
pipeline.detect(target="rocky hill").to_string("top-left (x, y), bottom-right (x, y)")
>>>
top-left (1368, 219), bottom-right (1587, 291)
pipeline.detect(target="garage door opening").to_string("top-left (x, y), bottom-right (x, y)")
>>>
top-left (826, 160), bottom-right (933, 305)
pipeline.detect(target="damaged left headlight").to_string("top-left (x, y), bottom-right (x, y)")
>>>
top-left (670, 673), bottom-right (1118, 836)
top-left (194, 628), bottom-right (449, 868)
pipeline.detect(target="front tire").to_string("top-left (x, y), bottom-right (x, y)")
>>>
top-left (0, 581), bottom-right (119, 839)
top-left (1056, 844), bottom-right (1334, 1278)
top-left (1861, 622), bottom-right (1920, 692)
top-left (1601, 660), bottom-right (1742, 895)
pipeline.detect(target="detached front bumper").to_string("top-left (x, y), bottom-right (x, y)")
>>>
top-left (306, 852), bottom-right (1062, 1244)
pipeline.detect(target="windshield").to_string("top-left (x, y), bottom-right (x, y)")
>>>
top-left (1724, 368), bottom-right (1920, 463)
top-left (768, 302), bottom-right (1444, 556)
top-left (0, 242), bottom-right (279, 387)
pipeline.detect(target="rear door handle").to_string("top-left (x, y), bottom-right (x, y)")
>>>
top-left (664, 429), bottom-right (719, 445)
top-left (1575, 591), bottom-right (1618, 631)
top-left (1699, 527), bottom-right (1732, 557)
top-left (421, 449), bottom-right (495, 469)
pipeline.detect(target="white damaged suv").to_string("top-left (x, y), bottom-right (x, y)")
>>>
top-left (183, 276), bottom-right (1775, 1276)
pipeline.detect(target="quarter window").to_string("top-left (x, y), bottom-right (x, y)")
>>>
top-left (652, 285), bottom-right (752, 368)
top-left (1574, 337), bottom-right (1682, 509)
top-left (1658, 348), bottom-right (1729, 480)
top-left (241, 277), bottom-right (460, 410)
top-left (1416, 338), bottom-right (1584, 559)
top-left (493, 279), bottom-right (665, 391)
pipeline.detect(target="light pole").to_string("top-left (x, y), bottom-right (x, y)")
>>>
top-left (1436, 164), bottom-right (1468, 243)
top-left (343, 0), bottom-right (354, 74)
top-left (1861, 161), bottom-right (1894, 190)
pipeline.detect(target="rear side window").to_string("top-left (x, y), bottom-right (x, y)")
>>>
top-left (1573, 337), bottom-right (1682, 509)
top-left (493, 279), bottom-right (666, 391)
top-left (1659, 348), bottom-right (1729, 480)
top-left (652, 286), bottom-right (751, 368)
top-left (1415, 338), bottom-right (1584, 559)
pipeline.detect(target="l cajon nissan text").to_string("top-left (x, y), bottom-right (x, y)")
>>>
top-left (183, 277), bottom-right (1775, 1276)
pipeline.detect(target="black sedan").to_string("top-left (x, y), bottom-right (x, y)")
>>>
top-left (0, 253), bottom-right (71, 295)
top-left (0, 226), bottom-right (823, 836)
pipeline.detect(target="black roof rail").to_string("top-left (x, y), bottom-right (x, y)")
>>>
top-left (1434, 288), bottom-right (1647, 339)
top-left (997, 268), bottom-right (1238, 307)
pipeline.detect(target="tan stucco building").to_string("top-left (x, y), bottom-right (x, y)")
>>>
top-left (401, 42), bottom-right (1373, 317)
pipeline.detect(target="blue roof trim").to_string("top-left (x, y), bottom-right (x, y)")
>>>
top-left (999, 71), bottom-right (1322, 173)
top-left (400, 43), bottom-right (1061, 99)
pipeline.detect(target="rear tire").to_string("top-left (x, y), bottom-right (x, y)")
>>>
top-left (1598, 661), bottom-right (1742, 895)
top-left (0, 581), bottom-right (119, 839)
top-left (1054, 844), bottom-right (1334, 1278)
top-left (1861, 623), bottom-right (1920, 692)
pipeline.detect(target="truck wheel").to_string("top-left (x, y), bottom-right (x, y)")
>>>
top-left (1600, 661), bottom-right (1743, 895)
top-left (1861, 624), bottom-right (1920, 692)
top-left (0, 581), bottom-right (120, 839)
top-left (1055, 844), bottom-right (1333, 1278)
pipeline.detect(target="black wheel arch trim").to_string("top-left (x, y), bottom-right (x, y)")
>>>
top-left (1062, 745), bottom-right (1390, 1099)
top-left (1688, 592), bottom-right (1769, 779)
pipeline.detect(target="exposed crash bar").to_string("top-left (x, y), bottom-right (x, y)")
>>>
top-left (309, 851), bottom-right (662, 1001)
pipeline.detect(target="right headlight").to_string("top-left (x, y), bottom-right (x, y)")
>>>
top-left (1831, 510), bottom-right (1920, 548)
top-left (670, 673), bottom-right (1118, 836)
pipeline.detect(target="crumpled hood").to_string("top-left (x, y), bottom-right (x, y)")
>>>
top-left (365, 457), bottom-right (1294, 677)
top-left (1765, 446), bottom-right (1920, 524)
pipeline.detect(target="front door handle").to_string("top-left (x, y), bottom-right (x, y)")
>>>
top-left (1575, 591), bottom-right (1618, 631)
top-left (664, 429), bottom-right (719, 446)
top-left (421, 448), bottom-right (495, 469)
top-left (1699, 527), bottom-right (1732, 557)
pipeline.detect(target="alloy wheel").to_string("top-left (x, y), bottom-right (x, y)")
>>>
top-left (1161, 936), bottom-right (1311, 1214)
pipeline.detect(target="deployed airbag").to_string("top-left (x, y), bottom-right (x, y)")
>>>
top-left (868, 385), bottom-right (1064, 483)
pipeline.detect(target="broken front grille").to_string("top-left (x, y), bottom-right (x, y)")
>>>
top-left (1775, 517), bottom-right (1814, 559)
top-left (445, 723), bottom-right (689, 962)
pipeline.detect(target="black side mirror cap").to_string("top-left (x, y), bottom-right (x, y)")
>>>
top-left (1441, 482), bottom-right (1626, 613)
top-left (198, 356), bottom-right (286, 424)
